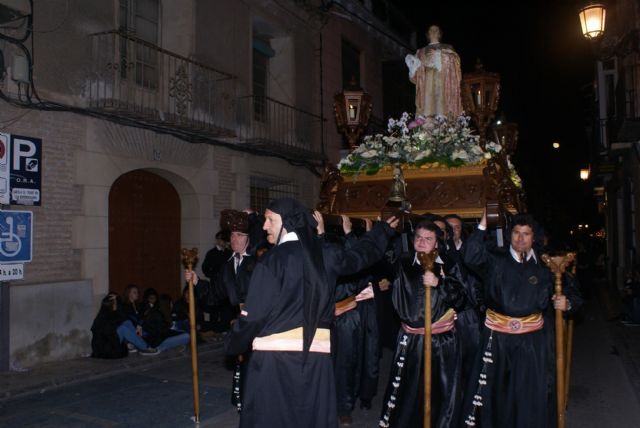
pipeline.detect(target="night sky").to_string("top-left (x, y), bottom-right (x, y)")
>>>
top-left (391, 0), bottom-right (599, 243)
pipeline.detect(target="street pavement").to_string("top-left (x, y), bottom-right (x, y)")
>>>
top-left (1, 292), bottom-right (640, 428)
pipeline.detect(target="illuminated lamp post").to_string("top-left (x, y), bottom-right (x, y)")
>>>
top-left (579, 3), bottom-right (606, 40)
top-left (333, 80), bottom-right (373, 151)
top-left (461, 60), bottom-right (500, 148)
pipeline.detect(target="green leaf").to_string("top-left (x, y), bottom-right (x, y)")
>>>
top-left (365, 164), bottom-right (381, 175)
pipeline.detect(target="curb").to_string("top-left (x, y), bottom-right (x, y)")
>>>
top-left (0, 341), bottom-right (224, 402)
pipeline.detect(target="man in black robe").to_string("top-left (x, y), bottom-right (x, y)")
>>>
top-left (202, 231), bottom-right (231, 280)
top-left (218, 209), bottom-right (261, 412)
top-left (444, 213), bottom-right (482, 397)
top-left (320, 215), bottom-right (380, 426)
top-left (462, 212), bottom-right (574, 428)
top-left (200, 230), bottom-right (233, 333)
top-left (225, 198), bottom-right (398, 428)
top-left (379, 221), bottom-right (466, 428)
top-left (219, 210), bottom-right (258, 313)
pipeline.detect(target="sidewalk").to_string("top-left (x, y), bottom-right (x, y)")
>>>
top-left (0, 339), bottom-right (224, 402)
top-left (565, 281), bottom-right (640, 427)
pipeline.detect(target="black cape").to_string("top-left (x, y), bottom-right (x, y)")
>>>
top-left (462, 228), bottom-right (555, 428)
top-left (225, 222), bottom-right (394, 428)
top-left (380, 253), bottom-right (466, 428)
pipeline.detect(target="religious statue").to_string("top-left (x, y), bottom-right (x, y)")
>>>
top-left (405, 25), bottom-right (463, 118)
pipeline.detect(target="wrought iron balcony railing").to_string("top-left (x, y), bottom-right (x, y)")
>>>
top-left (236, 95), bottom-right (325, 160)
top-left (86, 30), bottom-right (236, 137)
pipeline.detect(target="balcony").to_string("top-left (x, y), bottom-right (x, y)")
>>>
top-left (86, 30), bottom-right (236, 138)
top-left (85, 31), bottom-right (325, 166)
top-left (236, 96), bottom-right (325, 162)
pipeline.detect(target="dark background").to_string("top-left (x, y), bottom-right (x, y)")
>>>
top-left (390, 0), bottom-right (600, 244)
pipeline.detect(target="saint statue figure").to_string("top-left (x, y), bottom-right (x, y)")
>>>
top-left (405, 25), bottom-right (463, 117)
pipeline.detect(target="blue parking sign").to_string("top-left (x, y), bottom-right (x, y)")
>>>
top-left (0, 210), bottom-right (32, 263)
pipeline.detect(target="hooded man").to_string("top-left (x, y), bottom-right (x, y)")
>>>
top-left (462, 211), bottom-right (573, 428)
top-left (224, 198), bottom-right (398, 428)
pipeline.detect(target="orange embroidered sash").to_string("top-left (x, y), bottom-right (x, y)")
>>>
top-left (401, 308), bottom-right (456, 335)
top-left (484, 309), bottom-right (544, 334)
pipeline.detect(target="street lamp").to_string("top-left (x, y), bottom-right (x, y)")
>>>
top-left (579, 3), bottom-right (606, 40)
top-left (580, 168), bottom-right (590, 180)
top-left (461, 60), bottom-right (500, 148)
top-left (333, 80), bottom-right (373, 151)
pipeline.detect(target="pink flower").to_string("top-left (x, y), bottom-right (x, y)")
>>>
top-left (407, 116), bottom-right (426, 130)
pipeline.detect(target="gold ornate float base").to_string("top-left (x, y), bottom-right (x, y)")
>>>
top-left (318, 162), bottom-right (523, 220)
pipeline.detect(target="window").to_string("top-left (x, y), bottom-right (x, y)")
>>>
top-left (250, 175), bottom-right (298, 214)
top-left (253, 38), bottom-right (274, 121)
top-left (119, 0), bottom-right (160, 89)
top-left (342, 39), bottom-right (361, 88)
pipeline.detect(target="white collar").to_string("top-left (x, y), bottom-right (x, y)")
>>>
top-left (279, 231), bottom-right (299, 244)
top-left (228, 251), bottom-right (249, 261)
top-left (412, 253), bottom-right (444, 266)
top-left (454, 239), bottom-right (463, 250)
top-left (509, 246), bottom-right (537, 263)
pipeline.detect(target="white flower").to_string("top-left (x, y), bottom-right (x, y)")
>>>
top-left (383, 136), bottom-right (399, 144)
top-left (415, 149), bottom-right (431, 161)
top-left (452, 150), bottom-right (469, 161)
top-left (337, 158), bottom-right (352, 168)
top-left (361, 150), bottom-right (378, 159)
top-left (484, 152), bottom-right (492, 159)
top-left (388, 151), bottom-right (401, 158)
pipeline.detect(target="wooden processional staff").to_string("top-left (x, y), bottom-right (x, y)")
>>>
top-left (181, 248), bottom-right (201, 423)
top-left (417, 249), bottom-right (439, 428)
top-left (541, 252), bottom-right (575, 428)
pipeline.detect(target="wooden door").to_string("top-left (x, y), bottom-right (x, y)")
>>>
top-left (109, 170), bottom-right (181, 299)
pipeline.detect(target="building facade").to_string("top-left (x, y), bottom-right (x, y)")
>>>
top-left (589, 0), bottom-right (640, 291)
top-left (0, 0), bottom-right (413, 367)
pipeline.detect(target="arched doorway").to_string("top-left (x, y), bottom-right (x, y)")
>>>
top-left (109, 170), bottom-right (181, 299)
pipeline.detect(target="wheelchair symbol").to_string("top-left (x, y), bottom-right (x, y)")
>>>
top-left (0, 216), bottom-right (22, 257)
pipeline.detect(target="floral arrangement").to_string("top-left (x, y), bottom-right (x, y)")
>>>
top-left (507, 157), bottom-right (523, 189)
top-left (338, 113), bottom-right (500, 176)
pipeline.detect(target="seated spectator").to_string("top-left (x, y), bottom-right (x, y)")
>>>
top-left (141, 287), bottom-right (159, 313)
top-left (158, 293), bottom-right (174, 324)
top-left (91, 292), bottom-right (159, 357)
top-left (172, 286), bottom-right (191, 333)
top-left (142, 288), bottom-right (190, 352)
top-left (122, 284), bottom-right (143, 328)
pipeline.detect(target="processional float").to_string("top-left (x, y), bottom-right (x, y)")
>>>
top-left (317, 27), bottom-right (578, 426)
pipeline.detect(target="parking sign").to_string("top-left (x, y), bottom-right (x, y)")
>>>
top-left (10, 135), bottom-right (42, 206)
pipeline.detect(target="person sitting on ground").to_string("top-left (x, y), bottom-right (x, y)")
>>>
top-left (91, 292), bottom-right (159, 357)
top-left (158, 293), bottom-right (175, 325)
top-left (172, 286), bottom-right (191, 333)
top-left (142, 288), bottom-right (190, 353)
top-left (122, 284), bottom-right (144, 333)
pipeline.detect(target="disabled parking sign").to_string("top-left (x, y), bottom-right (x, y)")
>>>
top-left (0, 210), bottom-right (32, 263)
